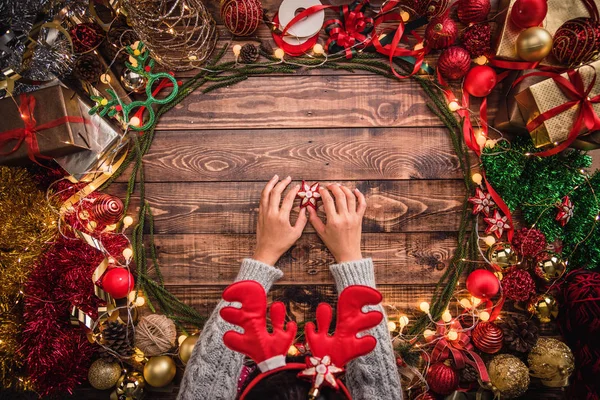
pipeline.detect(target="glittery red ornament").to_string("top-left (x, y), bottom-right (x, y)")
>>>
top-left (220, 0), bottom-right (263, 36)
top-left (462, 23), bottom-right (492, 57)
top-left (502, 267), bottom-right (536, 302)
top-left (91, 194), bottom-right (124, 226)
top-left (466, 269), bottom-right (499, 299)
top-left (414, 0), bottom-right (452, 19)
top-left (102, 268), bottom-right (135, 299)
top-left (70, 22), bottom-right (105, 54)
top-left (472, 322), bottom-right (504, 353)
top-left (512, 227), bottom-right (547, 259)
top-left (425, 14), bottom-right (458, 49)
top-left (464, 65), bottom-right (497, 97)
top-left (552, 17), bottom-right (600, 66)
top-left (457, 0), bottom-right (491, 24)
top-left (510, 0), bottom-right (548, 29)
top-left (427, 362), bottom-right (459, 395)
top-left (438, 46), bottom-right (471, 80)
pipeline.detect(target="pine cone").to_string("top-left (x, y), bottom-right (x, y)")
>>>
top-left (499, 315), bottom-right (539, 353)
top-left (104, 20), bottom-right (139, 62)
top-left (98, 321), bottom-right (134, 362)
top-left (459, 364), bottom-right (479, 384)
top-left (74, 54), bottom-right (102, 82)
top-left (240, 43), bottom-right (259, 63)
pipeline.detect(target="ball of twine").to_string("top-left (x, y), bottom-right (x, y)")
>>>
top-left (123, 0), bottom-right (218, 71)
top-left (135, 314), bottom-right (177, 356)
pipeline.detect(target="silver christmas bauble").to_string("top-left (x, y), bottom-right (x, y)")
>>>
top-left (120, 69), bottom-right (147, 93)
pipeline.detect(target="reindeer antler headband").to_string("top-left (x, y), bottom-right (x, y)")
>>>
top-left (220, 280), bottom-right (384, 400)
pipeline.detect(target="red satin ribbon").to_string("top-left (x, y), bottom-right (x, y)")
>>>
top-left (522, 68), bottom-right (600, 157)
top-left (488, 56), bottom-right (540, 70)
top-left (324, 2), bottom-right (373, 59)
top-left (274, 12), bottom-right (321, 56)
top-left (0, 94), bottom-right (85, 166)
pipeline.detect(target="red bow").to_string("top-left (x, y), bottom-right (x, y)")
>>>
top-left (431, 320), bottom-right (490, 382)
top-left (324, 1), bottom-right (374, 59)
top-left (0, 94), bottom-right (85, 166)
top-left (525, 67), bottom-right (600, 157)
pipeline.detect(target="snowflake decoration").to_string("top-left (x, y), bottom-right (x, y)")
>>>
top-left (556, 196), bottom-right (574, 227)
top-left (468, 187), bottom-right (495, 216)
top-left (297, 181), bottom-right (321, 209)
top-left (484, 210), bottom-right (511, 238)
top-left (298, 355), bottom-right (343, 390)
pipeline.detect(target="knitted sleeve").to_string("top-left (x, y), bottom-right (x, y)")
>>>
top-left (330, 258), bottom-right (403, 400)
top-left (177, 259), bottom-right (283, 400)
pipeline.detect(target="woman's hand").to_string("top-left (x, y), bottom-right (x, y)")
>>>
top-left (253, 175), bottom-right (308, 266)
top-left (308, 184), bottom-right (367, 263)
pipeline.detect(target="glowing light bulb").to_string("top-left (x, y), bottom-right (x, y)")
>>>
top-left (419, 302), bottom-right (430, 313)
top-left (423, 329), bottom-right (435, 339)
top-left (313, 43), bottom-right (324, 55)
top-left (100, 74), bottom-right (111, 84)
top-left (414, 42), bottom-right (424, 51)
top-left (485, 139), bottom-right (497, 149)
top-left (460, 298), bottom-right (472, 308)
top-left (233, 44), bottom-right (242, 56)
top-left (399, 315), bottom-right (409, 328)
top-left (447, 330), bottom-right (458, 341)
top-left (442, 310), bottom-right (452, 323)
top-left (135, 296), bottom-right (145, 307)
top-left (130, 116), bottom-right (141, 127)
top-left (400, 10), bottom-right (410, 22)
top-left (479, 311), bottom-right (490, 321)
top-left (476, 132), bottom-right (487, 147)
top-left (274, 48), bottom-right (285, 60)
top-left (188, 54), bottom-right (198, 61)
top-left (472, 173), bottom-right (483, 185)
top-left (483, 236), bottom-right (496, 247)
top-left (474, 55), bottom-right (488, 65)
top-left (123, 248), bottom-right (133, 260)
top-left (387, 321), bottom-right (397, 332)
top-left (448, 101), bottom-right (460, 112)
top-left (123, 216), bottom-right (134, 227)
top-left (128, 291), bottom-right (137, 303)
top-left (471, 297), bottom-right (482, 306)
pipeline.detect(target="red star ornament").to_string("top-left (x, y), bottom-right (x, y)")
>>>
top-left (484, 210), bottom-right (511, 238)
top-left (468, 187), bottom-right (496, 216)
top-left (556, 196), bottom-right (574, 227)
top-left (297, 181), bottom-right (321, 209)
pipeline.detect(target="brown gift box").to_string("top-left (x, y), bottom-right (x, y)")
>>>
top-left (495, 0), bottom-right (600, 63)
top-left (0, 85), bottom-right (91, 166)
top-left (515, 60), bottom-right (600, 148)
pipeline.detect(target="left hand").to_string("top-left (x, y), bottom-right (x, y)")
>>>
top-left (253, 175), bottom-right (308, 266)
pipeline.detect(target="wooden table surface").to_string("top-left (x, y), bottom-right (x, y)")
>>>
top-left (92, 0), bottom-right (596, 399)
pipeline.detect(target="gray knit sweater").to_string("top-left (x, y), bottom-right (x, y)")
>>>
top-left (177, 258), bottom-right (403, 400)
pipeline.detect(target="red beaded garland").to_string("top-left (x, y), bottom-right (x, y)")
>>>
top-left (438, 46), bottom-right (471, 80)
top-left (457, 0), bottom-right (491, 24)
top-left (91, 194), bottom-right (124, 226)
top-left (220, 0), bottom-right (263, 36)
top-left (427, 362), bottom-right (459, 395)
top-left (425, 14), bottom-right (458, 49)
top-left (464, 65), bottom-right (497, 97)
top-left (510, 0), bottom-right (548, 29)
top-left (552, 17), bottom-right (600, 66)
top-left (472, 322), bottom-right (504, 353)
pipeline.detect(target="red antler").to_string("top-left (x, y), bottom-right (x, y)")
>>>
top-left (220, 280), bottom-right (297, 371)
top-left (305, 285), bottom-right (383, 367)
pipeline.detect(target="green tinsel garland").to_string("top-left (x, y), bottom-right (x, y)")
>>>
top-left (482, 137), bottom-right (600, 269)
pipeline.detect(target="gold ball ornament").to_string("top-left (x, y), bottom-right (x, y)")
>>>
top-left (528, 338), bottom-right (574, 387)
top-left (535, 253), bottom-right (567, 282)
top-left (528, 293), bottom-right (559, 323)
top-left (516, 27), bottom-right (553, 62)
top-left (487, 242), bottom-right (519, 269)
top-left (116, 371), bottom-right (145, 399)
top-left (143, 356), bottom-right (177, 387)
top-left (120, 69), bottom-right (147, 94)
top-left (179, 334), bottom-right (199, 365)
top-left (88, 359), bottom-right (122, 390)
top-left (487, 354), bottom-right (530, 399)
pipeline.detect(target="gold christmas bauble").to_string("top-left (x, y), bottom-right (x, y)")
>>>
top-left (179, 334), bottom-right (199, 365)
top-left (516, 27), bottom-right (553, 62)
top-left (143, 356), bottom-right (177, 387)
top-left (535, 254), bottom-right (566, 282)
top-left (116, 371), bottom-right (145, 399)
top-left (88, 359), bottom-right (122, 390)
top-left (528, 338), bottom-right (574, 387)
top-left (528, 293), bottom-right (559, 323)
top-left (487, 242), bottom-right (519, 269)
top-left (487, 354), bottom-right (530, 399)
top-left (120, 69), bottom-right (147, 94)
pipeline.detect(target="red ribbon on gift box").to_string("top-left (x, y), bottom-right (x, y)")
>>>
top-left (0, 93), bottom-right (86, 166)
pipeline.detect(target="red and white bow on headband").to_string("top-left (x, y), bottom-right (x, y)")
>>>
top-left (220, 280), bottom-right (383, 399)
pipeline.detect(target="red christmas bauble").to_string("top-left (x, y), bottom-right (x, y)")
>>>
top-left (457, 0), bottom-right (491, 24)
top-left (427, 362), bottom-right (459, 395)
top-left (466, 269), bottom-right (499, 299)
top-left (414, 0), bottom-right (452, 19)
top-left (425, 14), bottom-right (458, 49)
top-left (552, 17), bottom-right (600, 66)
top-left (91, 194), bottom-right (124, 226)
top-left (102, 268), bottom-right (135, 299)
top-left (220, 0), bottom-right (263, 36)
top-left (464, 65), bottom-right (497, 97)
top-left (472, 322), bottom-right (504, 353)
top-left (438, 46), bottom-right (471, 80)
top-left (510, 0), bottom-right (548, 29)
top-left (462, 23), bottom-right (492, 57)
top-left (512, 227), bottom-right (547, 259)
top-left (502, 267), bottom-right (536, 302)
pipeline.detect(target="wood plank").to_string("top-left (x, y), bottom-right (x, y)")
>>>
top-left (150, 232), bottom-right (456, 285)
top-left (108, 180), bottom-right (466, 234)
top-left (118, 127), bottom-right (475, 182)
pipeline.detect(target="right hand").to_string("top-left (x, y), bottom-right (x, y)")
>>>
top-left (308, 184), bottom-right (367, 263)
